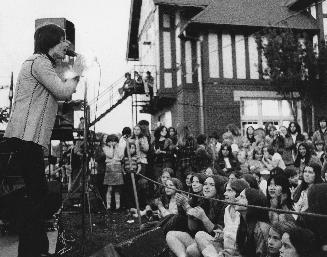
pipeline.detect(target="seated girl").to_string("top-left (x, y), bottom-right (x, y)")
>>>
top-left (266, 174), bottom-right (295, 224)
top-left (188, 173), bottom-right (206, 207)
top-left (234, 188), bottom-right (270, 257)
top-left (155, 177), bottom-right (183, 218)
top-left (132, 167), bottom-right (174, 217)
top-left (215, 143), bottom-right (240, 177)
top-left (184, 172), bottom-right (193, 192)
top-left (247, 147), bottom-right (265, 174)
top-left (279, 226), bottom-right (317, 257)
top-left (293, 162), bottom-right (323, 214)
top-left (166, 175), bottom-right (227, 257)
top-left (266, 221), bottom-right (296, 257)
top-left (194, 179), bottom-right (250, 257)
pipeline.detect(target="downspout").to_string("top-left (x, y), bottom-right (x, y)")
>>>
top-left (312, 104), bottom-right (315, 132)
top-left (197, 36), bottom-right (205, 134)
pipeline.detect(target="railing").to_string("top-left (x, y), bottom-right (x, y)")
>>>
top-left (88, 64), bottom-right (157, 127)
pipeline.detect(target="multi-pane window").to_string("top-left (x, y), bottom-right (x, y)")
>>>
top-left (208, 32), bottom-right (259, 79)
top-left (159, 111), bottom-right (172, 127)
top-left (323, 1), bottom-right (327, 40)
top-left (240, 99), bottom-right (295, 135)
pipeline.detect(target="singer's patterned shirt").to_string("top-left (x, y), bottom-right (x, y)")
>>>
top-left (5, 54), bottom-right (77, 149)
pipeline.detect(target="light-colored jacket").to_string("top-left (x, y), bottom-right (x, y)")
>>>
top-left (5, 54), bottom-right (77, 149)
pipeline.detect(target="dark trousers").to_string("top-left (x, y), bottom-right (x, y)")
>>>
top-left (2, 138), bottom-right (49, 257)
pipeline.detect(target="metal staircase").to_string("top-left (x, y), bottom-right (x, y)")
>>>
top-left (88, 65), bottom-right (156, 127)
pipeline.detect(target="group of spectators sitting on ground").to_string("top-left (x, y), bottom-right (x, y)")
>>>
top-left (91, 118), bottom-right (327, 257)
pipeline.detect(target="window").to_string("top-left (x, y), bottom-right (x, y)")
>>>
top-left (208, 33), bottom-right (219, 78)
top-left (163, 14), bottom-right (171, 28)
top-left (222, 33), bottom-right (233, 78)
top-left (240, 99), bottom-right (295, 135)
top-left (310, 5), bottom-right (317, 19)
top-left (235, 35), bottom-right (246, 79)
top-left (323, 1), bottom-right (327, 14)
top-left (324, 18), bottom-right (327, 38)
top-left (248, 36), bottom-right (259, 79)
top-left (164, 73), bottom-right (172, 88)
top-left (185, 41), bottom-right (193, 83)
top-left (175, 13), bottom-right (182, 86)
top-left (163, 32), bottom-right (172, 69)
top-left (159, 111), bottom-right (172, 127)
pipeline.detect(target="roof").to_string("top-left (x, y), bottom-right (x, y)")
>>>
top-left (285, 0), bottom-right (317, 10)
top-left (153, 0), bottom-right (210, 7)
top-left (187, 0), bottom-right (318, 31)
top-left (126, 0), bottom-right (142, 61)
top-left (127, 0), bottom-right (210, 60)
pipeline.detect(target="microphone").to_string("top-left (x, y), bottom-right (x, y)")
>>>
top-left (66, 49), bottom-right (77, 57)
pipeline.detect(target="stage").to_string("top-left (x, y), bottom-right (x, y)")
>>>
top-left (0, 231), bottom-right (58, 257)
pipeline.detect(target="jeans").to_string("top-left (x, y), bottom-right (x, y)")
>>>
top-left (2, 137), bottom-right (49, 257)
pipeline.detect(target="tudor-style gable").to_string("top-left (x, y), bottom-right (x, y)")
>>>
top-left (126, 0), bottom-right (322, 134)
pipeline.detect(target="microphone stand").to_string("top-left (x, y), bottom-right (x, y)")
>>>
top-left (81, 78), bottom-right (88, 257)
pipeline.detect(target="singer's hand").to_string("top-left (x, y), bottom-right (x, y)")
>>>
top-left (73, 54), bottom-right (85, 76)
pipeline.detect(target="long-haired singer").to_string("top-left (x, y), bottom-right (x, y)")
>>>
top-left (4, 24), bottom-right (83, 257)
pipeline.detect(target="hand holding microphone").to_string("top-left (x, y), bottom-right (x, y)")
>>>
top-left (67, 49), bottom-right (97, 76)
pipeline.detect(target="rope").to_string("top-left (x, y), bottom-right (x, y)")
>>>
top-left (137, 173), bottom-right (327, 219)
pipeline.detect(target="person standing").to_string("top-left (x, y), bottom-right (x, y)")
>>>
top-left (93, 134), bottom-right (108, 208)
top-left (312, 116), bottom-right (327, 146)
top-left (144, 71), bottom-right (154, 99)
top-left (2, 24), bottom-right (82, 257)
top-left (103, 134), bottom-right (124, 211)
top-left (283, 122), bottom-right (305, 167)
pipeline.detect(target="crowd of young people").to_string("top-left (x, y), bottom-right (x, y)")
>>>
top-left (92, 119), bottom-right (327, 257)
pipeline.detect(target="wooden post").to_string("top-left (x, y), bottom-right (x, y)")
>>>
top-left (125, 138), bottom-right (142, 228)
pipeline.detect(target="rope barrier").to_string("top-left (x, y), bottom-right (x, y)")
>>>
top-left (136, 173), bottom-right (327, 219)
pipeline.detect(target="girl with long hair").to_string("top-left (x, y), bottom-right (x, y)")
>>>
top-left (155, 178), bottom-right (183, 218)
top-left (188, 173), bottom-right (206, 207)
top-left (194, 179), bottom-right (250, 257)
top-left (152, 125), bottom-right (174, 179)
top-left (279, 226), bottom-right (317, 257)
top-left (130, 125), bottom-right (150, 208)
top-left (301, 183), bottom-right (327, 255)
top-left (246, 126), bottom-right (256, 144)
top-left (103, 134), bottom-right (124, 210)
top-left (247, 147), bottom-right (265, 174)
top-left (293, 162), bottom-right (323, 213)
top-left (166, 175), bottom-right (227, 257)
top-left (168, 127), bottom-right (178, 145)
top-left (132, 167), bottom-right (174, 218)
top-left (121, 142), bottom-right (141, 210)
top-left (266, 221), bottom-right (296, 257)
top-left (294, 143), bottom-right (319, 178)
top-left (266, 174), bottom-right (295, 224)
top-left (215, 142), bottom-right (240, 177)
top-left (130, 125), bottom-right (149, 173)
top-left (234, 188), bottom-right (270, 257)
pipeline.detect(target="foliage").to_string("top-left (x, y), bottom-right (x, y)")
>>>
top-left (255, 28), bottom-right (322, 107)
top-left (0, 107), bottom-right (9, 123)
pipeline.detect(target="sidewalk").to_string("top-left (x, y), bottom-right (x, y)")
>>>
top-left (0, 231), bottom-right (58, 257)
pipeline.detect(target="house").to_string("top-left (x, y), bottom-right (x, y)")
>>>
top-left (127, 0), bottom-right (324, 136)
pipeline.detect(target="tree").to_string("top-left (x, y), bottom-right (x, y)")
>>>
top-left (0, 107), bottom-right (9, 124)
top-left (256, 28), bottom-right (326, 131)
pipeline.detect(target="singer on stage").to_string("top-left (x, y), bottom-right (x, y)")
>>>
top-left (3, 24), bottom-right (82, 257)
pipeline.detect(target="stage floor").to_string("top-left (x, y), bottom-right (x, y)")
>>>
top-left (0, 231), bottom-right (58, 257)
